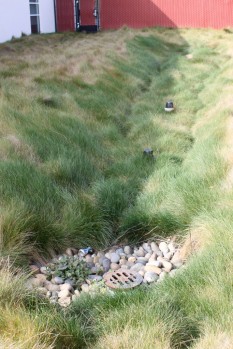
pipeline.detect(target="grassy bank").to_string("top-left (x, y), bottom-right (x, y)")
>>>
top-left (0, 27), bottom-right (233, 348)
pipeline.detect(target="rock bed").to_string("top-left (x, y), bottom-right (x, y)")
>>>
top-left (28, 240), bottom-right (184, 307)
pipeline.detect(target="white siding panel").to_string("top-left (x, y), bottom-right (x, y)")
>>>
top-left (39, 0), bottom-right (56, 33)
top-left (0, 0), bottom-right (31, 43)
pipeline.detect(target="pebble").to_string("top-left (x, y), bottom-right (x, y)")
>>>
top-left (159, 242), bottom-right (169, 254)
top-left (124, 246), bottom-right (132, 255)
top-left (111, 263), bottom-right (120, 271)
top-left (131, 263), bottom-right (144, 272)
top-left (93, 256), bottom-right (99, 264)
top-left (31, 278), bottom-right (42, 288)
top-left (37, 287), bottom-right (47, 295)
top-left (119, 258), bottom-right (127, 265)
top-left (162, 261), bottom-right (172, 272)
top-left (110, 253), bottom-right (120, 263)
top-left (46, 283), bottom-right (60, 292)
top-left (136, 247), bottom-right (145, 257)
top-left (138, 270), bottom-right (145, 277)
top-left (105, 252), bottom-right (111, 260)
top-left (147, 261), bottom-right (162, 268)
top-left (97, 252), bottom-right (105, 258)
top-left (142, 242), bottom-right (151, 253)
top-left (102, 258), bottom-right (111, 272)
top-left (136, 257), bottom-right (147, 265)
top-left (151, 242), bottom-right (160, 253)
top-left (121, 264), bottom-right (129, 269)
top-left (163, 252), bottom-right (173, 260)
top-left (144, 265), bottom-right (162, 275)
top-left (171, 251), bottom-right (181, 264)
top-left (53, 276), bottom-right (64, 285)
top-left (128, 256), bottom-right (136, 263)
top-left (115, 248), bottom-right (124, 255)
top-left (168, 242), bottom-right (176, 253)
top-left (74, 289), bottom-right (80, 296)
top-left (169, 269), bottom-right (177, 278)
top-left (58, 297), bottom-right (71, 307)
top-left (144, 271), bottom-right (159, 283)
top-left (148, 252), bottom-right (157, 262)
top-left (58, 289), bottom-right (70, 299)
top-left (159, 271), bottom-right (168, 281)
top-left (172, 260), bottom-right (183, 269)
top-left (145, 253), bottom-right (152, 260)
top-left (65, 279), bottom-right (75, 286)
top-left (91, 266), bottom-right (98, 274)
top-left (60, 283), bottom-right (73, 292)
top-left (85, 255), bottom-right (93, 263)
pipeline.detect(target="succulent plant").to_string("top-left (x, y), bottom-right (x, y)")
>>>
top-left (46, 255), bottom-right (90, 290)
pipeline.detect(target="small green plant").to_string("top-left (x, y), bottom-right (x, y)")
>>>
top-left (46, 256), bottom-right (91, 290)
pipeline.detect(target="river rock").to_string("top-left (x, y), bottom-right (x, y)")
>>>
top-left (144, 271), bottom-right (159, 283)
top-left (46, 283), bottom-right (60, 292)
top-left (136, 257), bottom-right (148, 265)
top-left (102, 258), bottom-right (111, 272)
top-left (65, 279), bottom-right (75, 287)
top-left (138, 270), bottom-right (145, 277)
top-left (58, 297), bottom-right (71, 307)
top-left (159, 271), bottom-right (168, 281)
top-left (111, 263), bottom-right (120, 271)
top-left (162, 260), bottom-right (172, 272)
top-left (171, 250), bottom-right (181, 264)
top-left (58, 289), bottom-right (70, 299)
top-left (172, 260), bottom-right (183, 269)
top-left (93, 255), bottom-right (100, 264)
top-left (97, 251), bottom-right (105, 258)
top-left (128, 256), bottom-right (136, 263)
top-left (144, 265), bottom-right (161, 275)
top-left (119, 258), bottom-right (127, 265)
top-left (37, 287), bottom-right (47, 295)
top-left (164, 252), bottom-right (173, 260)
top-left (136, 247), bottom-right (145, 257)
top-left (142, 242), bottom-right (151, 253)
top-left (85, 255), bottom-right (93, 263)
top-left (110, 253), bottom-right (120, 263)
top-left (31, 277), bottom-right (42, 288)
top-left (121, 264), bottom-right (129, 269)
top-left (40, 266), bottom-right (49, 275)
top-left (159, 242), bottom-right (169, 254)
top-left (53, 276), bottom-right (64, 285)
top-left (148, 252), bottom-right (157, 262)
top-left (105, 252), bottom-right (111, 259)
top-left (60, 283), bottom-right (73, 292)
top-left (124, 246), bottom-right (132, 255)
top-left (168, 242), bottom-right (176, 253)
top-left (35, 274), bottom-right (47, 283)
top-left (115, 248), bottom-right (124, 255)
top-left (151, 242), bottom-right (160, 253)
top-left (131, 263), bottom-right (144, 272)
top-left (145, 253), bottom-right (152, 260)
top-left (147, 261), bottom-right (162, 268)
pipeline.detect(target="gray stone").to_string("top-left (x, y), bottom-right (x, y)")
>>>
top-left (164, 252), bottom-right (173, 260)
top-left (144, 264), bottom-right (161, 275)
top-left (35, 274), bottom-right (47, 283)
top-left (142, 242), bottom-right (151, 253)
top-left (105, 252), bottom-right (111, 259)
top-left (53, 276), bottom-right (64, 285)
top-left (159, 271), bottom-right (168, 281)
top-left (172, 260), bottom-right (183, 269)
top-left (91, 266), bottom-right (98, 274)
top-left (121, 264), bottom-right (129, 269)
top-left (131, 263), bottom-right (144, 272)
top-left (85, 255), bottom-right (93, 263)
top-left (148, 260), bottom-right (162, 268)
top-left (151, 242), bottom-right (160, 253)
top-left (110, 253), bottom-right (120, 263)
top-left (148, 252), bottom-right (157, 262)
top-left (115, 248), bottom-right (124, 255)
top-left (145, 253), bottom-right (152, 260)
top-left (124, 246), bottom-right (132, 255)
top-left (97, 251), bottom-right (105, 258)
top-left (119, 258), bottom-right (127, 265)
top-left (144, 271), bottom-right (159, 283)
top-left (102, 258), bottom-right (111, 272)
top-left (65, 279), bottom-right (75, 287)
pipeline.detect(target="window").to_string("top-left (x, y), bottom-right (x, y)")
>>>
top-left (29, 0), bottom-right (40, 34)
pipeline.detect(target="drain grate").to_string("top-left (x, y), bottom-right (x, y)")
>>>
top-left (103, 269), bottom-right (143, 289)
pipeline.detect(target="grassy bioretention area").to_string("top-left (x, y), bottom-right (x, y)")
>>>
top-left (1, 27), bottom-right (233, 348)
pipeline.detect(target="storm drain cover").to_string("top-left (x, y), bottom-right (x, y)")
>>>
top-left (103, 269), bottom-right (143, 289)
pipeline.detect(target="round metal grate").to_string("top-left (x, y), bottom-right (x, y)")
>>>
top-left (103, 269), bottom-right (143, 289)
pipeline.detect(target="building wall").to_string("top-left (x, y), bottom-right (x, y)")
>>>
top-left (56, 0), bottom-right (75, 32)
top-left (40, 0), bottom-right (56, 33)
top-left (0, 0), bottom-right (31, 43)
top-left (100, 0), bottom-right (233, 29)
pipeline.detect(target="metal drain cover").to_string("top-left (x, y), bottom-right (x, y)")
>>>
top-left (103, 269), bottom-right (143, 289)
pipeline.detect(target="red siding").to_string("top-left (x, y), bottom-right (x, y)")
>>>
top-left (80, 0), bottom-right (96, 26)
top-left (56, 0), bottom-right (74, 32)
top-left (100, 0), bottom-right (233, 29)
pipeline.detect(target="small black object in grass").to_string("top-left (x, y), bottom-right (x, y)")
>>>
top-left (143, 148), bottom-right (155, 159)
top-left (165, 100), bottom-right (174, 112)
